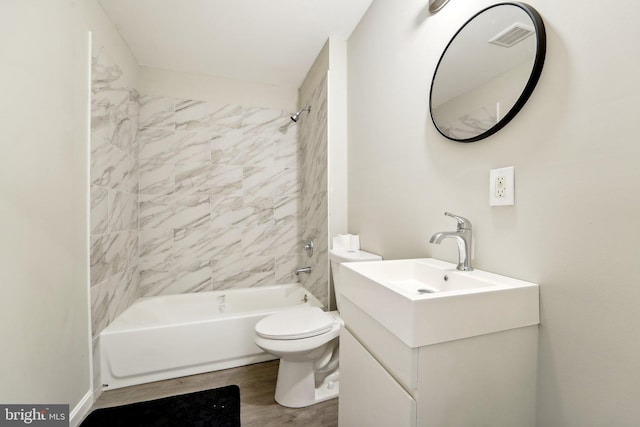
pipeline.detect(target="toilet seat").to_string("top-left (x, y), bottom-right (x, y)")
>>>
top-left (255, 306), bottom-right (335, 340)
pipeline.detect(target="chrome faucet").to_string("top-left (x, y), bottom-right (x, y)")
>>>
top-left (429, 212), bottom-right (473, 271)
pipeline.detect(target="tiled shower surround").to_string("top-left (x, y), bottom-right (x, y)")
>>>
top-left (297, 76), bottom-right (329, 307)
top-left (90, 41), bottom-right (140, 338)
top-left (137, 97), bottom-right (300, 296)
top-left (90, 44), bottom-right (330, 356)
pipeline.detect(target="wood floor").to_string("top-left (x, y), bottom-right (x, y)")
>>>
top-left (90, 360), bottom-right (338, 426)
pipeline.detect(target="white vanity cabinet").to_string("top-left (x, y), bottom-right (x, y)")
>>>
top-left (338, 295), bottom-right (538, 427)
top-left (339, 328), bottom-right (416, 427)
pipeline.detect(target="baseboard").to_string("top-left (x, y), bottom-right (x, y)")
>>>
top-left (69, 389), bottom-right (93, 427)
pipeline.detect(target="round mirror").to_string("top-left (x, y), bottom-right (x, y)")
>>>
top-left (429, 2), bottom-right (546, 142)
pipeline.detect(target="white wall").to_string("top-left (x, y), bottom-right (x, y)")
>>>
top-left (138, 66), bottom-right (297, 111)
top-left (327, 38), bottom-right (349, 244)
top-left (348, 0), bottom-right (640, 426)
top-left (0, 0), bottom-right (91, 411)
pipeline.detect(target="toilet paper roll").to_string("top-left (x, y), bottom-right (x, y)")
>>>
top-left (347, 234), bottom-right (360, 252)
top-left (333, 234), bottom-right (349, 250)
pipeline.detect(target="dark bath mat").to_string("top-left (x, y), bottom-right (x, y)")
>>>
top-left (80, 385), bottom-right (240, 427)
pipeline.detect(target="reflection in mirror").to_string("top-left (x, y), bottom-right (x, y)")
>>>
top-left (430, 2), bottom-right (546, 142)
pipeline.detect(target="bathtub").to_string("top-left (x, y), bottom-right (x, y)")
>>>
top-left (100, 284), bottom-right (322, 390)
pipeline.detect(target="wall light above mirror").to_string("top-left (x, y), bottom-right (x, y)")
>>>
top-left (429, 2), bottom-right (546, 142)
top-left (429, 0), bottom-right (451, 14)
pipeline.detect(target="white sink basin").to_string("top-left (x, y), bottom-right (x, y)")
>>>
top-left (340, 258), bottom-right (539, 348)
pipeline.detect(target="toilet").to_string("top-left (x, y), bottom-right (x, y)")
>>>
top-left (254, 247), bottom-right (382, 408)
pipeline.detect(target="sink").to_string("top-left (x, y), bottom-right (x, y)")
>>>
top-left (340, 258), bottom-right (539, 348)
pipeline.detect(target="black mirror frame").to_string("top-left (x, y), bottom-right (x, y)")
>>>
top-left (429, 2), bottom-right (546, 143)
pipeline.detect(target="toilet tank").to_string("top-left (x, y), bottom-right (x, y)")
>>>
top-left (329, 248), bottom-right (382, 311)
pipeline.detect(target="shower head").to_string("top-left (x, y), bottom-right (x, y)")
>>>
top-left (290, 106), bottom-right (311, 122)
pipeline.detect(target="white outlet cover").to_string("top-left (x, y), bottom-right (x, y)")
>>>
top-left (490, 166), bottom-right (515, 206)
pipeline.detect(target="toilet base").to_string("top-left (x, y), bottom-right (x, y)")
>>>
top-left (274, 359), bottom-right (339, 408)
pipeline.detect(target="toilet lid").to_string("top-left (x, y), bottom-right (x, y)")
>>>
top-left (255, 306), bottom-right (334, 340)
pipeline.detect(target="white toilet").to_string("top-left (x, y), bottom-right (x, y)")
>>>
top-left (254, 247), bottom-right (382, 408)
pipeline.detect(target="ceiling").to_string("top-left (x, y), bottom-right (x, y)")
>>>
top-left (98, 0), bottom-right (373, 89)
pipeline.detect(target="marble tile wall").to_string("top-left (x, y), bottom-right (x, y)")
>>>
top-left (90, 39), bottom-right (140, 396)
top-left (90, 39), bottom-right (140, 336)
top-left (298, 76), bottom-right (329, 308)
top-left (137, 97), bottom-right (300, 296)
top-left (441, 105), bottom-right (497, 139)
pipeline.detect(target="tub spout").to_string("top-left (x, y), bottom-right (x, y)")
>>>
top-left (295, 266), bottom-right (312, 275)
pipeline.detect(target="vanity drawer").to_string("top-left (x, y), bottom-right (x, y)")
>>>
top-left (339, 328), bottom-right (416, 427)
top-left (339, 295), bottom-right (418, 392)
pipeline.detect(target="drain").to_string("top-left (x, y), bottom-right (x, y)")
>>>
top-left (418, 288), bottom-right (436, 294)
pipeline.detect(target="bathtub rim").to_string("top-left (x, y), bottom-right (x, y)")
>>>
top-left (102, 283), bottom-right (322, 334)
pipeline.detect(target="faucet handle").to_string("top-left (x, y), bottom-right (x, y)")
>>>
top-left (444, 212), bottom-right (472, 230)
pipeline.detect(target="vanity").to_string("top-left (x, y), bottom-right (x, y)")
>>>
top-left (338, 258), bottom-right (539, 427)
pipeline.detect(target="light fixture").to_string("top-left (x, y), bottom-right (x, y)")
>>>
top-left (429, 0), bottom-right (450, 14)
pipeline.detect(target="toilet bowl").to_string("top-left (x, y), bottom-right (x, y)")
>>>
top-left (255, 307), bottom-right (342, 408)
top-left (254, 246), bottom-right (382, 408)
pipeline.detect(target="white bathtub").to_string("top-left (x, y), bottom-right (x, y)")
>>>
top-left (100, 284), bottom-right (322, 390)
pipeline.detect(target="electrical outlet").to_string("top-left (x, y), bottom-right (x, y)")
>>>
top-left (490, 166), bottom-right (514, 206)
top-left (495, 176), bottom-right (506, 198)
